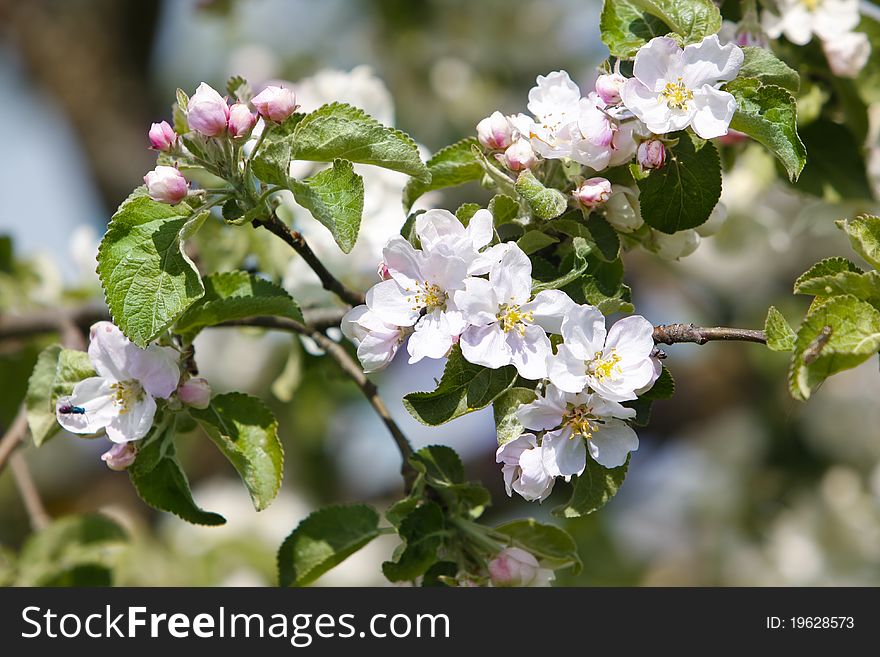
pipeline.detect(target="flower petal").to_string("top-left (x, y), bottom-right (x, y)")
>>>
top-left (382, 236), bottom-right (423, 288)
top-left (546, 343), bottom-right (589, 393)
top-left (521, 289), bottom-right (575, 334)
top-left (415, 209), bottom-right (465, 252)
top-left (588, 419), bottom-right (639, 468)
top-left (516, 391), bottom-right (566, 432)
top-left (130, 345), bottom-right (180, 399)
top-left (56, 377), bottom-right (116, 435)
top-left (508, 324), bottom-right (551, 380)
top-left (633, 37), bottom-right (683, 92)
top-left (407, 310), bottom-right (457, 363)
top-left (690, 85), bottom-right (737, 139)
top-left (105, 395), bottom-right (156, 443)
top-left (514, 442), bottom-right (555, 502)
top-left (366, 279), bottom-right (420, 326)
top-left (490, 244), bottom-right (532, 306)
top-left (453, 277), bottom-right (499, 326)
top-left (466, 209), bottom-right (494, 250)
top-left (560, 304), bottom-right (606, 359)
top-left (460, 323), bottom-right (512, 369)
top-left (681, 34), bottom-right (744, 88)
top-left (87, 321), bottom-right (138, 382)
top-left (605, 315), bottom-right (654, 356)
top-left (542, 427), bottom-right (586, 480)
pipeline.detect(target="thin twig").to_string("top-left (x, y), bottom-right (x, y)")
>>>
top-left (10, 452), bottom-right (50, 531)
top-left (0, 405), bottom-right (28, 476)
top-left (652, 323), bottom-right (767, 346)
top-left (255, 213), bottom-right (365, 307)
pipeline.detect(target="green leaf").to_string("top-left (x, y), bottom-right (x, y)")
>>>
top-left (403, 138), bottom-right (482, 210)
top-left (278, 504), bottom-right (380, 587)
top-left (493, 387), bottom-right (537, 446)
top-left (789, 294), bottom-right (880, 400)
top-left (738, 47), bottom-right (800, 93)
top-left (795, 257), bottom-right (862, 293)
top-left (600, 0), bottom-right (669, 58)
top-left (403, 346), bottom-right (517, 425)
top-left (175, 271), bottom-right (303, 339)
top-left (532, 236), bottom-right (592, 292)
top-left (489, 194), bottom-right (520, 226)
top-left (26, 346), bottom-right (96, 446)
top-left (629, 0), bottom-right (721, 43)
top-left (190, 392), bottom-right (283, 511)
top-left (455, 203), bottom-right (482, 225)
top-left (290, 158), bottom-right (364, 253)
top-left (641, 365), bottom-right (675, 400)
top-left (382, 501), bottom-right (445, 582)
top-left (727, 78), bottom-right (806, 182)
top-left (495, 519), bottom-right (581, 572)
top-left (410, 445), bottom-right (465, 485)
top-left (16, 513), bottom-right (128, 587)
top-left (837, 215), bottom-right (880, 270)
top-left (97, 196), bottom-right (205, 346)
top-left (793, 257), bottom-right (880, 306)
top-left (553, 456), bottom-right (629, 518)
top-left (129, 419), bottom-right (226, 526)
top-left (517, 230), bottom-right (559, 255)
top-left (584, 212), bottom-right (621, 262)
top-left (226, 75), bottom-right (252, 103)
top-left (515, 170), bottom-right (567, 220)
top-left (793, 120), bottom-right (872, 200)
top-left (765, 306), bottom-right (797, 352)
top-left (291, 103), bottom-right (429, 181)
top-left (637, 131), bottom-right (721, 234)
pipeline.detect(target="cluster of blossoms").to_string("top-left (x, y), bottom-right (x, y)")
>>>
top-left (142, 82), bottom-right (298, 205)
top-left (342, 211), bottom-right (661, 501)
top-left (55, 322), bottom-right (211, 470)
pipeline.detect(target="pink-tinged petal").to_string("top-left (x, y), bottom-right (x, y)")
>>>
top-left (541, 427), bottom-right (586, 480)
top-left (358, 332), bottom-right (401, 373)
top-left (466, 209), bottom-right (494, 250)
top-left (415, 209), bottom-right (465, 252)
top-left (88, 321), bottom-right (138, 382)
top-left (681, 35), bottom-right (744, 87)
top-left (490, 244), bottom-right (532, 306)
top-left (690, 86), bottom-right (737, 139)
top-left (130, 345), bottom-right (180, 399)
top-left (460, 323), bottom-right (512, 369)
top-left (366, 279), bottom-right (420, 327)
top-left (635, 357), bottom-right (664, 396)
top-left (516, 392), bottom-right (566, 432)
top-left (587, 419), bottom-right (638, 468)
top-left (496, 432), bottom-right (536, 465)
top-left (514, 443), bottom-right (555, 501)
top-left (521, 289), bottom-right (575, 334)
top-left (105, 395), bottom-right (156, 443)
top-left (605, 315), bottom-right (654, 356)
top-left (420, 252), bottom-right (469, 293)
top-left (382, 236), bottom-right (423, 288)
top-left (454, 277), bottom-right (499, 327)
top-left (546, 344), bottom-right (589, 394)
top-left (407, 311), bottom-right (456, 363)
top-left (56, 377), bottom-right (116, 434)
top-left (633, 37), bottom-right (683, 92)
top-left (340, 305), bottom-right (371, 344)
top-left (560, 304), bottom-right (606, 358)
top-left (507, 324), bottom-right (551, 380)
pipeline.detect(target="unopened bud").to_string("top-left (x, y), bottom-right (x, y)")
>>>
top-left (251, 85), bottom-right (298, 122)
top-left (637, 139), bottom-right (666, 170)
top-left (488, 547), bottom-right (553, 587)
top-left (177, 377), bottom-right (212, 409)
top-left (476, 111), bottom-right (514, 150)
top-left (377, 262), bottom-right (392, 281)
top-left (595, 73), bottom-right (627, 105)
top-left (101, 442), bottom-right (137, 471)
top-left (143, 166), bottom-right (188, 204)
top-left (573, 177), bottom-right (612, 209)
top-left (148, 120), bottom-right (177, 151)
top-left (497, 138), bottom-right (536, 172)
top-left (187, 82), bottom-right (230, 137)
top-left (227, 103), bottom-right (257, 139)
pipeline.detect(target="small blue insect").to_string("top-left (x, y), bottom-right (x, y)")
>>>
top-left (57, 402), bottom-right (86, 415)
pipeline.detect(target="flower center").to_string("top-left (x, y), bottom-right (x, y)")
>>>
top-left (410, 281), bottom-right (447, 312)
top-left (660, 77), bottom-right (694, 111)
top-left (801, 0), bottom-right (820, 11)
top-left (497, 303), bottom-right (534, 335)
top-left (588, 349), bottom-right (622, 382)
top-left (110, 381), bottom-right (144, 415)
top-left (563, 403), bottom-right (601, 440)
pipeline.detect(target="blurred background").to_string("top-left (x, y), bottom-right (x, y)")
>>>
top-left (1, 0), bottom-right (880, 586)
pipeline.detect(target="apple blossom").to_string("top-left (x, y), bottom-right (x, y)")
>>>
top-left (456, 245), bottom-right (574, 380)
top-left (602, 185), bottom-right (644, 233)
top-left (521, 70), bottom-right (582, 159)
top-left (177, 377), bottom-right (212, 409)
top-left (595, 72), bottom-right (627, 105)
top-left (56, 322), bottom-right (181, 443)
top-left (823, 32), bottom-right (871, 78)
top-left (497, 138), bottom-right (537, 171)
top-left (414, 208), bottom-right (509, 276)
top-left (496, 433), bottom-right (555, 502)
top-left (477, 111), bottom-right (514, 150)
top-left (143, 166), bottom-right (188, 205)
top-left (637, 139), bottom-right (666, 170)
top-left (488, 547), bottom-right (554, 587)
top-left (187, 82), bottom-right (230, 137)
top-left (252, 85), bottom-right (298, 122)
top-left (648, 228), bottom-right (701, 260)
top-left (573, 177), bottom-right (612, 209)
top-left (548, 306), bottom-right (661, 402)
top-left (341, 305), bottom-right (406, 372)
top-left (621, 35), bottom-right (744, 139)
top-left (227, 102), bottom-right (257, 139)
top-left (101, 442), bottom-right (138, 471)
top-left (148, 120), bottom-right (177, 151)
top-left (517, 384), bottom-right (638, 474)
top-left (761, 0), bottom-right (860, 46)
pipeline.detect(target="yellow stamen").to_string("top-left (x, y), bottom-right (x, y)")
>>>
top-left (411, 281), bottom-right (447, 312)
top-left (589, 349), bottom-right (622, 382)
top-left (564, 403), bottom-right (602, 441)
top-left (109, 381), bottom-right (143, 415)
top-left (497, 304), bottom-right (534, 336)
top-left (660, 77), bottom-right (694, 111)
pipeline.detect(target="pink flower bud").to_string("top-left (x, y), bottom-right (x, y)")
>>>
top-left (143, 166), bottom-right (188, 204)
top-left (488, 547), bottom-right (553, 587)
top-left (573, 177), bottom-right (612, 209)
top-left (148, 120), bottom-right (177, 151)
top-left (497, 138), bottom-right (536, 172)
top-left (595, 73), bottom-right (627, 105)
top-left (101, 442), bottom-right (137, 471)
top-left (637, 139), bottom-right (666, 170)
top-left (177, 377), bottom-right (212, 409)
top-left (476, 111), bottom-right (514, 150)
top-left (227, 103), bottom-right (257, 139)
top-left (377, 261), bottom-right (392, 281)
top-left (251, 85), bottom-right (298, 122)
top-left (716, 129), bottom-right (748, 146)
top-left (187, 82), bottom-right (230, 137)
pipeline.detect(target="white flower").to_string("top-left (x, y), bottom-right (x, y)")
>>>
top-left (548, 306), bottom-right (661, 401)
top-left (455, 245), bottom-right (574, 380)
top-left (56, 322), bottom-right (181, 443)
top-left (366, 236), bottom-right (468, 364)
top-left (414, 208), bottom-right (506, 275)
top-left (648, 228), bottom-right (701, 260)
top-left (495, 433), bottom-right (555, 502)
top-left (823, 31), bottom-right (871, 78)
top-left (341, 305), bottom-right (406, 373)
top-left (621, 35), bottom-right (744, 139)
top-left (762, 0), bottom-right (860, 46)
top-left (522, 71), bottom-right (583, 159)
top-left (602, 184), bottom-right (644, 233)
top-left (488, 547), bottom-right (554, 587)
top-left (517, 384), bottom-right (638, 473)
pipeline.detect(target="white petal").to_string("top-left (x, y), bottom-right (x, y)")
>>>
top-left (490, 244), bottom-right (532, 306)
top-left (584, 393), bottom-right (637, 421)
top-left (560, 304), bottom-right (606, 359)
top-left (633, 37), bottom-right (683, 92)
top-left (621, 79), bottom-right (678, 135)
top-left (415, 209), bottom-right (465, 252)
top-left (469, 242), bottom-right (513, 276)
top-left (520, 289), bottom-right (575, 334)
top-left (453, 277), bottom-right (499, 326)
top-left (105, 395), bottom-right (156, 443)
top-left (496, 432), bottom-right (536, 466)
top-left (382, 236), bottom-right (423, 288)
top-left (516, 393), bottom-right (566, 432)
top-left (605, 315), bottom-right (654, 357)
top-left (466, 209), bottom-right (494, 250)
top-left (514, 443), bottom-right (555, 502)
top-left (542, 427), bottom-right (586, 479)
top-left (340, 305), bottom-right (371, 344)
top-left (588, 419), bottom-right (638, 468)
top-left (420, 251), bottom-right (469, 293)
top-left (508, 324), bottom-right (551, 380)
top-left (407, 311), bottom-right (456, 363)
top-left (814, 0), bottom-right (860, 40)
top-left (460, 323), bottom-right (512, 369)
top-left (366, 279), bottom-right (420, 327)
top-left (56, 377), bottom-right (116, 434)
top-left (358, 332), bottom-right (401, 372)
top-left (690, 86), bottom-right (737, 139)
top-left (87, 321), bottom-right (137, 382)
top-left (681, 34), bottom-right (744, 88)
top-left (130, 345), bottom-right (180, 399)
top-left (546, 343), bottom-right (589, 394)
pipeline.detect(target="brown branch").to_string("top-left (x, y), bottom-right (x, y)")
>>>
top-left (10, 452), bottom-right (50, 531)
top-left (256, 213), bottom-right (365, 307)
top-left (653, 323), bottom-right (767, 346)
top-left (0, 405), bottom-right (28, 476)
